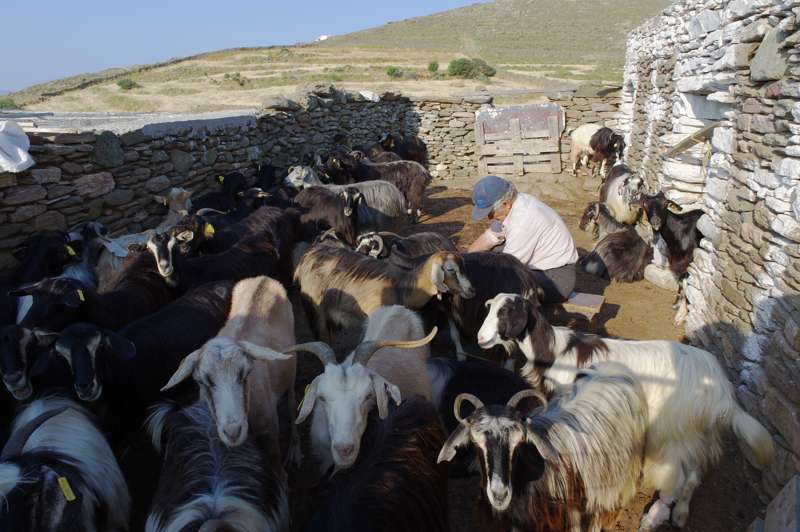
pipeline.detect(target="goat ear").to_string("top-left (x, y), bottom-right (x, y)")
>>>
top-left (153, 195), bottom-right (167, 206)
top-left (437, 424), bottom-right (471, 463)
top-left (62, 289), bottom-right (83, 309)
top-left (296, 376), bottom-right (320, 424)
top-left (372, 374), bottom-right (401, 419)
top-left (102, 330), bottom-right (136, 361)
top-left (8, 281), bottom-right (40, 297)
top-left (430, 258), bottom-right (448, 294)
top-left (33, 466), bottom-right (70, 525)
top-left (239, 341), bottom-right (292, 361)
top-left (524, 424), bottom-right (555, 461)
top-left (161, 350), bottom-right (201, 391)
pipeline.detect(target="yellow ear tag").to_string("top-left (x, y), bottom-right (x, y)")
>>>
top-left (667, 203), bottom-right (682, 213)
top-left (76, 289), bottom-right (85, 302)
top-left (204, 223), bottom-right (216, 238)
top-left (66, 245), bottom-right (77, 257)
top-left (218, 175), bottom-right (225, 184)
top-left (58, 476), bottom-right (76, 502)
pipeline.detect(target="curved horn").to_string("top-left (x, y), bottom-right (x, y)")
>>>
top-left (1, 406), bottom-right (70, 460)
top-left (352, 326), bottom-right (438, 366)
top-left (195, 208), bottom-right (228, 216)
top-left (370, 234), bottom-right (384, 257)
top-left (283, 341), bottom-right (337, 366)
top-left (506, 389), bottom-right (548, 411)
top-left (453, 393), bottom-right (484, 424)
top-left (376, 230), bottom-right (403, 239)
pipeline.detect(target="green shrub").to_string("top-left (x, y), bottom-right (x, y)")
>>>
top-left (116, 78), bottom-right (139, 90)
top-left (447, 58), bottom-right (496, 79)
top-left (328, 73), bottom-right (343, 82)
top-left (386, 66), bottom-right (403, 78)
top-left (427, 61), bottom-right (439, 73)
top-left (223, 72), bottom-right (247, 87)
top-left (0, 98), bottom-right (19, 110)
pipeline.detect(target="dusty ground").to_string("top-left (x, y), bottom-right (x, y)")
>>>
top-left (283, 184), bottom-right (764, 532)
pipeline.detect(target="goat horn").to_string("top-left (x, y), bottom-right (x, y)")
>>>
top-left (376, 231), bottom-right (403, 239)
top-left (506, 389), bottom-right (548, 411)
top-left (352, 326), bottom-right (438, 366)
top-left (195, 208), bottom-right (228, 216)
top-left (453, 393), bottom-right (484, 424)
top-left (372, 234), bottom-right (384, 257)
top-left (283, 342), bottom-right (337, 366)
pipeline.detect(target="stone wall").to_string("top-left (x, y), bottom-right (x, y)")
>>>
top-left (622, 0), bottom-right (800, 497)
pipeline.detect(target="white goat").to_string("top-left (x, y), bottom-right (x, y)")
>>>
top-left (289, 306), bottom-right (437, 472)
top-left (569, 123), bottom-right (603, 176)
top-left (478, 293), bottom-right (775, 531)
top-left (162, 276), bottom-right (300, 466)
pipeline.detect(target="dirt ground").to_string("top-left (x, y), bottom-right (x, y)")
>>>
top-left (284, 184), bottom-right (765, 532)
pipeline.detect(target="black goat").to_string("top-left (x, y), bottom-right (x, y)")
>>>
top-left (295, 186), bottom-right (363, 246)
top-left (0, 395), bottom-right (131, 532)
top-left (189, 171), bottom-right (248, 213)
top-left (640, 192), bottom-right (704, 281)
top-left (579, 202), bottom-right (627, 240)
top-left (0, 324), bottom-right (68, 401)
top-left (580, 228), bottom-right (653, 283)
top-left (355, 231), bottom-right (456, 269)
top-left (145, 400), bottom-right (288, 532)
top-left (324, 150), bottom-right (431, 221)
top-left (11, 250), bottom-right (174, 331)
top-left (305, 397), bottom-right (448, 532)
top-left (379, 132), bottom-right (429, 166)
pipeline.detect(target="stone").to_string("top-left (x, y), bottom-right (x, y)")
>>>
top-left (170, 150), bottom-right (194, 174)
top-left (92, 131), bottom-right (125, 168)
top-left (46, 185), bottom-right (74, 200)
top-left (151, 150), bottom-right (169, 163)
top-left (73, 172), bottom-right (114, 198)
top-left (33, 211), bottom-right (67, 231)
top-left (751, 115), bottom-right (776, 134)
top-left (728, 0), bottom-right (773, 21)
top-left (52, 132), bottom-right (96, 144)
top-left (764, 476), bottom-right (800, 532)
top-left (688, 9), bottom-right (721, 38)
top-left (751, 27), bottom-right (790, 82)
top-left (120, 130), bottom-right (150, 147)
top-left (202, 149), bottom-right (218, 165)
top-left (712, 127), bottom-right (736, 154)
top-left (145, 175), bottom-right (171, 193)
top-left (644, 264), bottom-right (679, 291)
top-left (10, 204), bottom-right (46, 223)
top-left (448, 119), bottom-right (466, 128)
top-left (2, 185), bottom-right (46, 206)
top-left (261, 96), bottom-right (301, 112)
top-left (30, 167), bottom-right (62, 184)
top-left (104, 188), bottom-right (135, 206)
top-left (61, 161), bottom-right (84, 175)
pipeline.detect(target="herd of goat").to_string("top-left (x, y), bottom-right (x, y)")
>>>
top-left (0, 128), bottom-right (775, 532)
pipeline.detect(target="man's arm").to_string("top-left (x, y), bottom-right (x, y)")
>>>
top-left (468, 222), bottom-right (505, 252)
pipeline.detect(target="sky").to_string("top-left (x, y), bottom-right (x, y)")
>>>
top-left (2, 0), bottom-right (479, 92)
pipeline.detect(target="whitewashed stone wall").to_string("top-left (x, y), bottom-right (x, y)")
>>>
top-left (622, 0), bottom-right (800, 497)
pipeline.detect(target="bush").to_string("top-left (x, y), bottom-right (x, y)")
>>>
top-left (116, 78), bottom-right (139, 90)
top-left (427, 61), bottom-right (439, 73)
top-left (0, 98), bottom-right (19, 110)
top-left (386, 66), bottom-right (403, 78)
top-left (223, 72), bottom-right (247, 87)
top-left (447, 58), bottom-right (496, 79)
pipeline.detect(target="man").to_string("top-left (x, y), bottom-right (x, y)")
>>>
top-left (468, 175), bottom-right (578, 303)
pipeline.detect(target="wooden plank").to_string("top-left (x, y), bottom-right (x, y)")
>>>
top-left (510, 118), bottom-right (522, 142)
top-left (661, 122), bottom-right (720, 159)
top-left (477, 140), bottom-right (556, 156)
top-left (483, 129), bottom-right (551, 141)
top-left (549, 152), bottom-right (561, 173)
top-left (547, 115), bottom-right (560, 142)
top-left (484, 154), bottom-right (555, 164)
top-left (486, 162), bottom-right (554, 174)
top-left (513, 154), bottom-right (523, 176)
top-left (476, 121), bottom-right (488, 175)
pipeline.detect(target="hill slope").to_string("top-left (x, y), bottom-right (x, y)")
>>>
top-left (323, 0), bottom-right (671, 64)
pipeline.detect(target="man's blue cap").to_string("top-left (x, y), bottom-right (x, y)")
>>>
top-left (471, 175), bottom-right (510, 220)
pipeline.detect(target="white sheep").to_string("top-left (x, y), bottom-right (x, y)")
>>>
top-left (289, 305), bottom-right (436, 473)
top-left (162, 276), bottom-right (300, 466)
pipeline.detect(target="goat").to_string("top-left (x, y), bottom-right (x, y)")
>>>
top-left (579, 203), bottom-right (652, 283)
top-left (438, 363), bottom-right (647, 532)
top-left (294, 245), bottom-right (474, 344)
top-left (366, 150), bottom-right (402, 163)
top-left (285, 166), bottom-right (408, 230)
top-left (0, 324), bottom-right (65, 400)
top-left (598, 163), bottom-right (643, 225)
top-left (569, 123), bottom-right (602, 177)
top-left (52, 280), bottom-right (233, 431)
top-left (323, 150), bottom-right (431, 221)
top-left (354, 231), bottom-right (456, 266)
top-left (189, 171), bottom-right (248, 213)
top-left (0, 395), bottom-right (130, 532)
top-left (146, 207), bottom-right (301, 291)
top-left (436, 252), bottom-right (541, 361)
top-left (145, 400), bottom-right (289, 532)
top-left (379, 132), bottom-right (429, 166)
top-left (11, 249), bottom-right (174, 331)
top-left (295, 186), bottom-right (363, 246)
top-left (589, 127), bottom-right (625, 177)
top-left (639, 192), bottom-right (703, 282)
top-left (288, 308), bottom-right (437, 472)
top-left (161, 276), bottom-right (300, 466)
top-left (478, 293), bottom-right (776, 530)
top-left (305, 397), bottom-right (448, 532)
top-left (578, 202), bottom-right (628, 241)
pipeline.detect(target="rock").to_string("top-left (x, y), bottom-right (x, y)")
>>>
top-left (120, 130), bottom-right (150, 147)
top-left (262, 96), bottom-right (301, 112)
top-left (751, 27), bottom-right (790, 82)
top-left (46, 185), bottom-right (74, 200)
top-left (170, 150), bottom-right (194, 174)
top-left (92, 131), bottom-right (125, 168)
top-left (52, 132), bottom-right (96, 144)
top-left (728, 0), bottom-right (772, 21)
top-left (104, 188), bottom-right (135, 206)
top-left (31, 167), bottom-right (62, 184)
top-left (688, 9), bottom-right (722, 38)
top-left (2, 185), bottom-right (47, 206)
top-left (33, 211), bottom-right (67, 231)
top-left (10, 204), bottom-right (46, 223)
top-left (145, 175), bottom-right (171, 193)
top-left (73, 172), bottom-right (115, 198)
top-left (61, 161), bottom-right (84, 175)
top-left (151, 150), bottom-right (169, 163)
top-left (358, 90), bottom-right (380, 103)
top-left (448, 119), bottom-right (466, 128)
top-left (202, 149), bottom-right (218, 165)
top-left (644, 264), bottom-right (679, 291)
top-left (712, 127), bottom-right (736, 154)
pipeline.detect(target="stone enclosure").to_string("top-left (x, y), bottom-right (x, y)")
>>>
top-left (622, 0), bottom-right (800, 499)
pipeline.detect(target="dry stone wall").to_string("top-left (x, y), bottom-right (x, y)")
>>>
top-left (622, 0), bottom-right (800, 497)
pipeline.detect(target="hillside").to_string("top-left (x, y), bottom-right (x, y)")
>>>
top-left (323, 0), bottom-right (672, 64)
top-left (6, 0), bottom-right (670, 113)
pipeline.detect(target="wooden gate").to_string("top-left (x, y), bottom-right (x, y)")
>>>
top-left (475, 103), bottom-right (564, 176)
